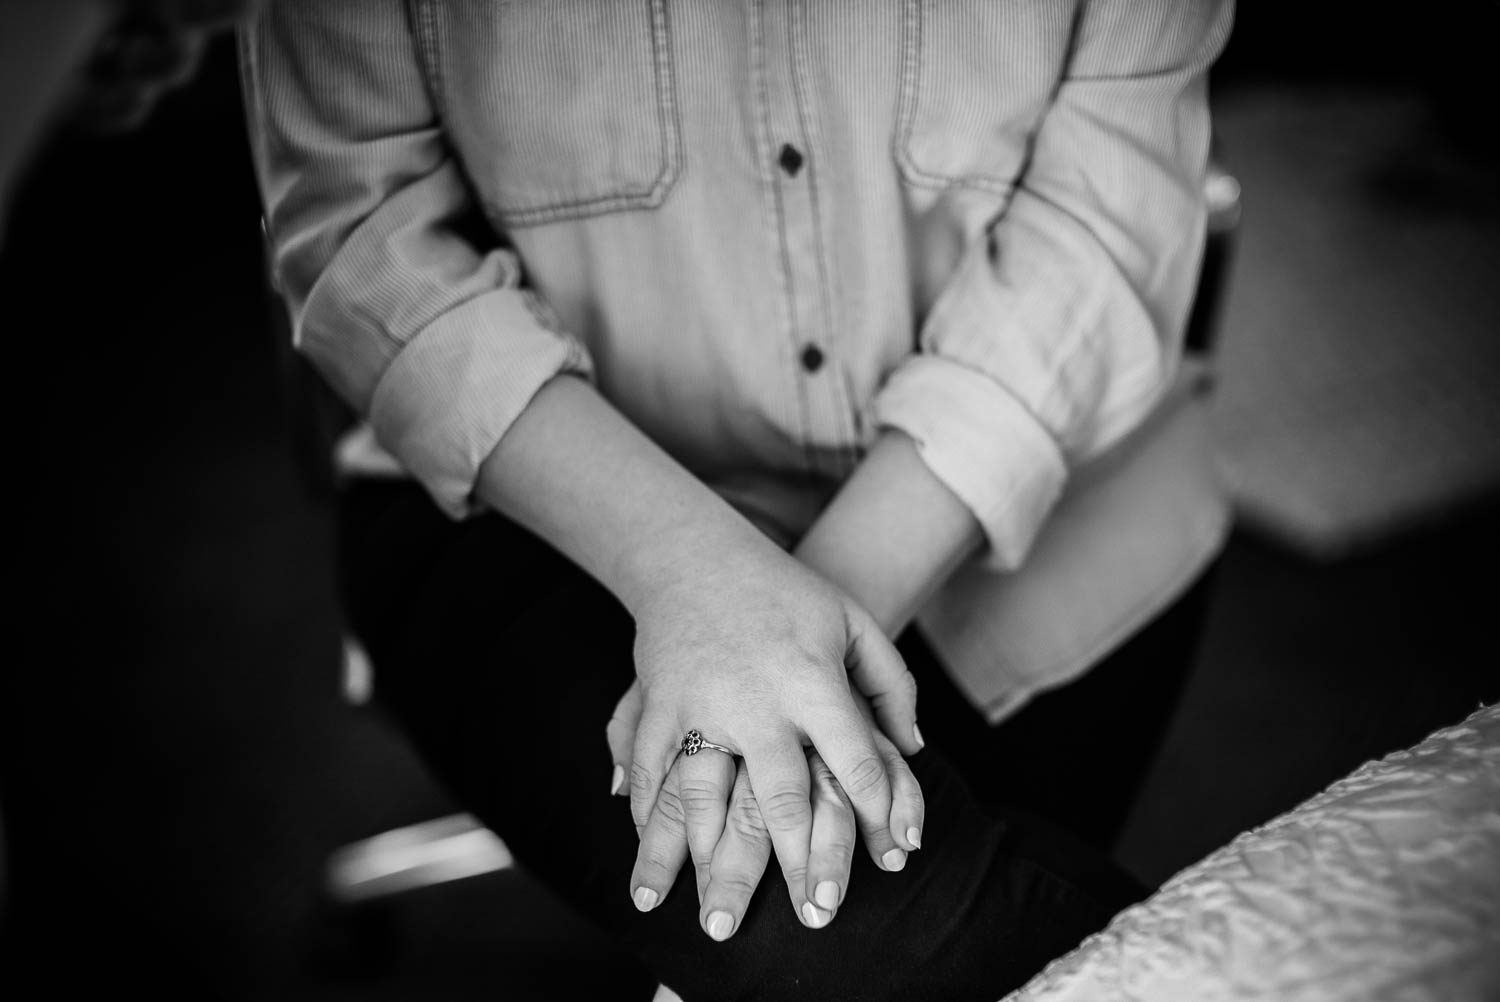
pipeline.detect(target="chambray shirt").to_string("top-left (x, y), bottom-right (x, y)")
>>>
top-left (243, 0), bottom-right (1234, 717)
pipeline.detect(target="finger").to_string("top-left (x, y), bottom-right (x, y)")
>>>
top-left (699, 765), bottom-right (772, 942)
top-left (802, 749), bottom-right (857, 928)
top-left (842, 692), bottom-right (926, 854)
top-left (629, 705), bottom-right (681, 833)
top-left (844, 607), bottom-right (923, 756)
top-left (678, 747), bottom-right (736, 901)
top-left (878, 731), bottom-right (926, 853)
top-left (629, 762), bottom-right (689, 913)
top-left (740, 731), bottom-right (816, 925)
top-left (605, 680), bottom-right (644, 797)
top-left (800, 702), bottom-right (906, 873)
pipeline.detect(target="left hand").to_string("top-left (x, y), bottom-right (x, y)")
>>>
top-left (606, 678), bottom-right (924, 937)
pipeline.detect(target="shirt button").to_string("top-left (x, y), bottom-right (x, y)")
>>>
top-left (799, 343), bottom-right (825, 373)
top-left (778, 143), bottom-right (805, 177)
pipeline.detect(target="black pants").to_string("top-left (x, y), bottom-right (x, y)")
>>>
top-left (337, 480), bottom-right (1209, 1001)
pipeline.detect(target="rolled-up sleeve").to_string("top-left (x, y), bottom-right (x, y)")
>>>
top-left (874, 0), bottom-right (1233, 569)
top-left (240, 0), bottom-right (592, 517)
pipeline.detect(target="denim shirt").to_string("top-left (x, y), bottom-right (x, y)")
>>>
top-left (243, 0), bottom-right (1234, 719)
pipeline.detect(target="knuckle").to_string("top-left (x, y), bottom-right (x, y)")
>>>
top-left (882, 749), bottom-right (913, 782)
top-left (842, 754), bottom-right (890, 802)
top-left (653, 785), bottom-right (688, 828)
top-left (806, 753), bottom-right (835, 787)
top-left (629, 762), bottom-right (657, 799)
top-left (640, 845), bottom-right (680, 874)
top-left (818, 830), bottom-right (857, 860)
top-left (678, 778), bottom-right (725, 818)
top-left (759, 788), bottom-right (813, 831)
top-left (900, 670), bottom-right (918, 702)
top-left (709, 870), bottom-right (760, 901)
top-left (729, 797), bottom-right (769, 841)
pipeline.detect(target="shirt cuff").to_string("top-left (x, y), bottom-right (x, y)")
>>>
top-left (368, 288), bottom-right (592, 518)
top-left (872, 355), bottom-right (1066, 571)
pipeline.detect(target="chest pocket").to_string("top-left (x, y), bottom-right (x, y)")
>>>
top-left (414, 0), bottom-right (681, 228)
top-left (894, 0), bottom-right (1076, 196)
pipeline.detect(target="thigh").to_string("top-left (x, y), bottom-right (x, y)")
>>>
top-left (905, 570), bottom-right (1218, 853)
top-left (337, 481), bottom-right (1140, 1002)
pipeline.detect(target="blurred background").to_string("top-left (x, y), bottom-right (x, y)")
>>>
top-left (2, 4), bottom-right (1497, 999)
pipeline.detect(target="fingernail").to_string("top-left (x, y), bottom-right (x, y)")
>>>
top-left (633, 887), bottom-right (659, 912)
top-left (907, 827), bottom-right (922, 850)
top-left (814, 880), bottom-right (840, 911)
top-left (912, 722), bottom-right (925, 750)
top-left (800, 901), bottom-right (828, 928)
top-left (610, 764), bottom-right (625, 796)
top-left (882, 848), bottom-right (907, 872)
top-left (706, 910), bottom-right (734, 941)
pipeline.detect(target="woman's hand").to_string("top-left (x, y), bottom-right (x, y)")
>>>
top-left (610, 678), bottom-right (924, 937)
top-left (609, 536), bottom-right (925, 929)
top-left (465, 377), bottom-right (923, 927)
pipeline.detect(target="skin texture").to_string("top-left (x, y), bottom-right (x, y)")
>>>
top-left (604, 401), bottom-right (985, 940)
top-left (475, 375), bottom-right (929, 933)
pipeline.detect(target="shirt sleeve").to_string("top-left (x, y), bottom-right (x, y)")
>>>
top-left (240, 0), bottom-right (592, 518)
top-left (873, 0), bottom-right (1234, 570)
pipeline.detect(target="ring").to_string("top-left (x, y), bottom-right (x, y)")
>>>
top-left (681, 729), bottom-right (735, 757)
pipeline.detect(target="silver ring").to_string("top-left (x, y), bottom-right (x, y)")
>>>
top-left (681, 729), bottom-right (735, 757)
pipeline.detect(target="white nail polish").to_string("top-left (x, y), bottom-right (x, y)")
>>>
top-left (634, 886), bottom-right (659, 912)
top-left (882, 848), bottom-right (907, 872)
top-left (814, 880), bottom-right (840, 911)
top-left (801, 901), bottom-right (827, 928)
top-left (907, 827), bottom-right (922, 850)
top-left (912, 722), bottom-right (925, 750)
top-left (706, 911), bottom-right (734, 941)
top-left (610, 764), bottom-right (625, 796)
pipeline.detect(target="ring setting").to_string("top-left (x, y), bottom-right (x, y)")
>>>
top-left (681, 729), bottom-right (735, 757)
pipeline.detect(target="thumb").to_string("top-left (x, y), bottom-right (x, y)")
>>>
top-left (844, 608), bottom-right (923, 757)
top-left (604, 679), bottom-right (644, 796)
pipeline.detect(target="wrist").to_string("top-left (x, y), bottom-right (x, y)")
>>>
top-left (473, 376), bottom-right (770, 618)
top-left (794, 431), bottom-right (982, 637)
top-left (611, 494), bottom-right (771, 619)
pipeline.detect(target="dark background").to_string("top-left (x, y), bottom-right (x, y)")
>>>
top-left (3, 10), bottom-right (1497, 1000)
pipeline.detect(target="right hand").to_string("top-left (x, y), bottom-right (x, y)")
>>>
top-left (619, 532), bottom-right (925, 929)
top-left (610, 678), bottom-right (924, 938)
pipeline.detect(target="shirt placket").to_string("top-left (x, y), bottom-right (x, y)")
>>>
top-left (757, 0), bottom-right (859, 479)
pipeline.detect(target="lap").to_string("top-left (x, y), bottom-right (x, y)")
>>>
top-left (336, 480), bottom-right (1140, 1001)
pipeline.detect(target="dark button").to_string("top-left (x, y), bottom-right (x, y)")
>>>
top-left (799, 343), bottom-right (825, 373)
top-left (778, 143), bottom-right (805, 177)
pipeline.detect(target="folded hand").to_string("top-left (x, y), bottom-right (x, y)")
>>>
top-left (608, 540), bottom-right (924, 936)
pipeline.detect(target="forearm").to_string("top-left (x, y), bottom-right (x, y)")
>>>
top-left (475, 375), bottom-right (766, 617)
top-left (794, 431), bottom-right (983, 637)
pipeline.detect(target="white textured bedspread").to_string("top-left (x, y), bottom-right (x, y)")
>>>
top-left (1004, 702), bottom-right (1500, 1002)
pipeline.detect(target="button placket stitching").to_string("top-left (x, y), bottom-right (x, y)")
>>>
top-left (753, 0), bottom-right (818, 471)
top-left (787, 0), bottom-right (858, 477)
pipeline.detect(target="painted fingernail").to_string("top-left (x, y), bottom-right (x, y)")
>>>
top-left (801, 901), bottom-right (828, 928)
top-left (907, 827), bottom-right (923, 850)
top-left (814, 880), bottom-right (840, 911)
top-left (882, 848), bottom-right (907, 872)
top-left (706, 911), bottom-right (734, 942)
top-left (633, 887), bottom-right (659, 912)
top-left (610, 764), bottom-right (625, 796)
top-left (912, 722), bottom-right (925, 750)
